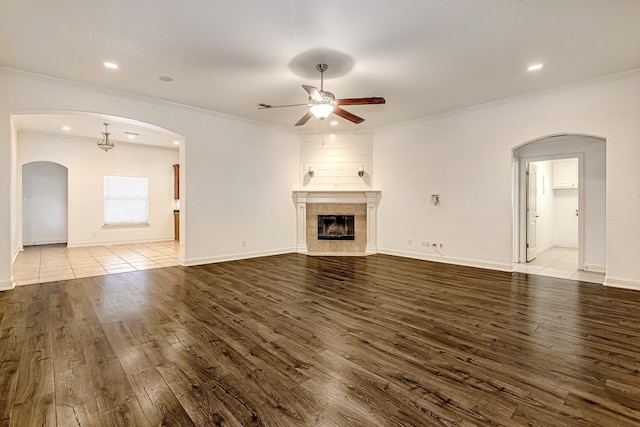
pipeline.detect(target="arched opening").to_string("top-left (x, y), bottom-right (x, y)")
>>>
top-left (22, 161), bottom-right (68, 246)
top-left (11, 111), bottom-right (186, 285)
top-left (513, 134), bottom-right (606, 283)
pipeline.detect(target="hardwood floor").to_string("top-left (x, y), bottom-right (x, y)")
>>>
top-left (1, 253), bottom-right (640, 426)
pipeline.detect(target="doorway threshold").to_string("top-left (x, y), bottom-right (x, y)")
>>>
top-left (514, 247), bottom-right (604, 284)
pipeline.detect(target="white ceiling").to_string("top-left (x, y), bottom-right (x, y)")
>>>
top-left (2, 0), bottom-right (639, 139)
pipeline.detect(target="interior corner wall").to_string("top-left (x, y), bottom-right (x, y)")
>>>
top-left (18, 131), bottom-right (178, 246)
top-left (0, 70), bottom-right (299, 287)
top-left (373, 72), bottom-right (640, 284)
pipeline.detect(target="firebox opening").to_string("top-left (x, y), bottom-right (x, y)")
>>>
top-left (318, 215), bottom-right (355, 240)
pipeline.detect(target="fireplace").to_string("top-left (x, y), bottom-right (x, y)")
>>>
top-left (317, 215), bottom-right (355, 240)
top-left (292, 190), bottom-right (380, 255)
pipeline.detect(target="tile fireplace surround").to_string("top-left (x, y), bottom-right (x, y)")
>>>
top-left (292, 191), bottom-right (381, 256)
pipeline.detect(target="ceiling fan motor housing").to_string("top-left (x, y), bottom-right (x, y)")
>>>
top-left (312, 91), bottom-right (336, 106)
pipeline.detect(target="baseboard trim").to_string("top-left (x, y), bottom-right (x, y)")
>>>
top-left (22, 238), bottom-right (67, 246)
top-left (12, 246), bottom-right (22, 264)
top-left (378, 248), bottom-right (513, 272)
top-left (306, 252), bottom-right (371, 257)
top-left (183, 247), bottom-right (296, 267)
top-left (604, 276), bottom-right (640, 291)
top-left (67, 236), bottom-right (175, 248)
top-left (584, 263), bottom-right (606, 273)
top-left (0, 279), bottom-right (16, 291)
top-left (536, 243), bottom-right (555, 254)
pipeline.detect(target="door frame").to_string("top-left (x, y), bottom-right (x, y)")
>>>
top-left (514, 152), bottom-right (585, 270)
top-left (525, 162), bottom-right (538, 262)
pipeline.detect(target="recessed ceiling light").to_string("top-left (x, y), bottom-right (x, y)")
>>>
top-left (330, 121), bottom-right (338, 126)
top-left (527, 63), bottom-right (544, 71)
top-left (61, 126), bottom-right (71, 131)
top-left (159, 76), bottom-right (173, 82)
top-left (124, 131), bottom-right (139, 139)
top-left (104, 62), bottom-right (119, 69)
top-left (173, 140), bottom-right (180, 145)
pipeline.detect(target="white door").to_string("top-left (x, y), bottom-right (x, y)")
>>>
top-left (526, 163), bottom-right (538, 262)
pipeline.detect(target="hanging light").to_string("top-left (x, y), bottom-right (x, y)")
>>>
top-left (97, 123), bottom-right (115, 152)
top-left (309, 63), bottom-right (335, 120)
top-left (310, 102), bottom-right (334, 120)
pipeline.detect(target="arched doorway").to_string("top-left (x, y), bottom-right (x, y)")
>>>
top-left (22, 161), bottom-right (68, 246)
top-left (513, 134), bottom-right (606, 283)
top-left (11, 111), bottom-right (186, 285)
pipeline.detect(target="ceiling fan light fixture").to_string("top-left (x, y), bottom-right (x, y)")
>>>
top-left (310, 103), bottom-right (334, 120)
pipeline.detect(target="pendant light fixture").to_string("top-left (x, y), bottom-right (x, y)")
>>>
top-left (97, 122), bottom-right (115, 152)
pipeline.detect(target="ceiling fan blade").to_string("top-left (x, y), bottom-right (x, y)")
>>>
top-left (336, 97), bottom-right (386, 106)
top-left (258, 103), bottom-right (309, 109)
top-left (302, 85), bottom-right (322, 101)
top-left (333, 106), bottom-right (365, 124)
top-left (295, 111), bottom-right (314, 126)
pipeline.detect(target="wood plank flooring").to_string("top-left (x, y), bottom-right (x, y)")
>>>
top-left (1, 253), bottom-right (640, 426)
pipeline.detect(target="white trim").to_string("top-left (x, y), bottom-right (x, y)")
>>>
top-left (306, 252), bottom-right (371, 257)
top-left (378, 248), bottom-right (513, 272)
top-left (0, 67), bottom-right (293, 132)
top-left (584, 264), bottom-right (606, 273)
top-left (183, 247), bottom-right (296, 267)
top-left (376, 69), bottom-right (640, 132)
top-left (67, 236), bottom-right (174, 248)
top-left (604, 276), bottom-right (640, 291)
top-left (12, 246), bottom-right (22, 264)
top-left (535, 243), bottom-right (555, 254)
top-left (0, 279), bottom-right (16, 291)
top-left (514, 153), bottom-right (586, 269)
top-left (21, 238), bottom-right (67, 246)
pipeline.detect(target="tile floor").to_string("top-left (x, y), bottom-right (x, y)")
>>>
top-left (513, 246), bottom-right (605, 284)
top-left (12, 240), bottom-right (180, 286)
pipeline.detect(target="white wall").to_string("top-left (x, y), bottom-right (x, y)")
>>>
top-left (300, 133), bottom-right (373, 189)
top-left (2, 69), bottom-right (640, 290)
top-left (1, 69), bottom-right (299, 289)
top-left (374, 71), bottom-right (639, 288)
top-left (19, 131), bottom-right (178, 246)
top-left (534, 160), bottom-right (554, 252)
top-left (22, 161), bottom-right (68, 245)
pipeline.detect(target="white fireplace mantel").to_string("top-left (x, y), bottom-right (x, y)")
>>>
top-left (292, 190), bottom-right (381, 255)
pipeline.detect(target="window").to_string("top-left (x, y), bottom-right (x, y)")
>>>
top-left (103, 176), bottom-right (149, 225)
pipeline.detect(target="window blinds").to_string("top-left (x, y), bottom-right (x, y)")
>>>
top-left (103, 176), bottom-right (149, 225)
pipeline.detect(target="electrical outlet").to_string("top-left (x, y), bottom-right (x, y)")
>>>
top-left (439, 243), bottom-right (444, 249)
top-left (422, 241), bottom-right (428, 247)
top-left (408, 239), bottom-right (412, 246)
top-left (242, 240), bottom-right (246, 247)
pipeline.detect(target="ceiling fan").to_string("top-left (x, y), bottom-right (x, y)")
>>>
top-left (258, 64), bottom-right (386, 126)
